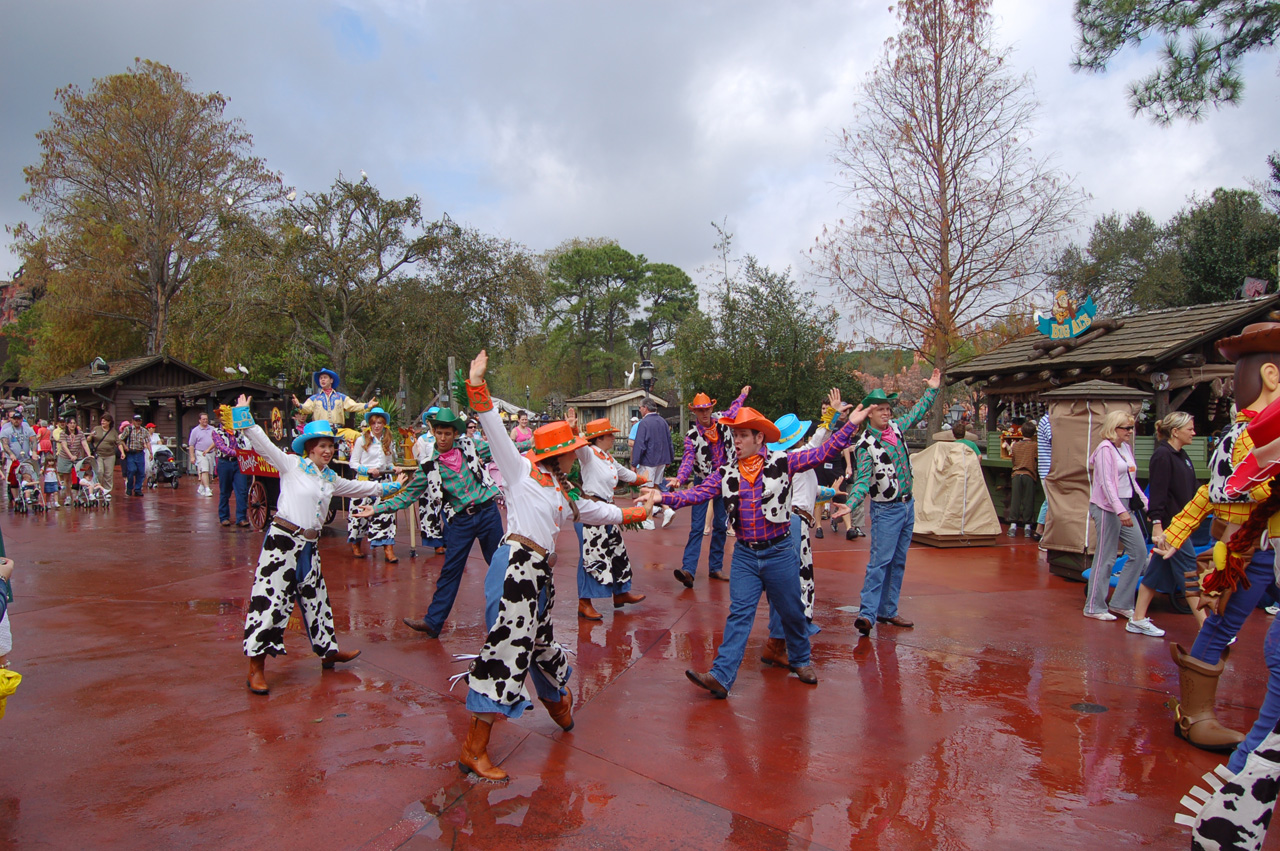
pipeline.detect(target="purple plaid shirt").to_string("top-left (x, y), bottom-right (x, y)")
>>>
top-left (675, 388), bottom-right (749, 485)
top-left (210, 428), bottom-right (239, 461)
top-left (665, 418), bottom-right (858, 541)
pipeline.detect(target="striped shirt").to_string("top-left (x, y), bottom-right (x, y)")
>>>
top-left (1036, 414), bottom-right (1052, 480)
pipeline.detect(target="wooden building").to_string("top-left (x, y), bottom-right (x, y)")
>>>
top-left (564, 389), bottom-right (672, 437)
top-left (145, 379), bottom-right (290, 441)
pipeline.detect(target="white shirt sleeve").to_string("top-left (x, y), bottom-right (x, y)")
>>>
top-left (478, 406), bottom-right (531, 486)
top-left (242, 424), bottom-right (296, 475)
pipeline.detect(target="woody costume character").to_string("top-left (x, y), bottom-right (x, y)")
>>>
top-left (845, 375), bottom-right (941, 635)
top-left (358, 407), bottom-right (503, 639)
top-left (669, 387), bottom-right (750, 587)
top-left (346, 406), bottom-right (400, 562)
top-left (229, 398), bottom-right (404, 696)
top-left (574, 418), bottom-right (649, 621)
top-left (453, 351), bottom-right (649, 783)
top-left (1157, 323), bottom-right (1280, 753)
top-left (292, 368), bottom-right (377, 427)
top-left (648, 396), bottom-right (866, 698)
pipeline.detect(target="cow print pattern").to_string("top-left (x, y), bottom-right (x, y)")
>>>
top-left (721, 450), bottom-right (792, 530)
top-left (1207, 419), bottom-right (1252, 504)
top-left (348, 492), bottom-right (396, 544)
top-left (798, 516), bottom-right (815, 620)
top-left (685, 422), bottom-right (737, 479)
top-left (243, 528), bottom-right (337, 658)
top-left (417, 437), bottom-right (496, 540)
top-left (579, 522), bottom-right (631, 587)
top-left (468, 541), bottom-right (570, 708)
top-left (855, 426), bottom-right (903, 501)
top-left (1192, 727), bottom-right (1280, 851)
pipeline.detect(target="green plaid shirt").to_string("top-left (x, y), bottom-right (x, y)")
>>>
top-left (378, 447), bottom-right (497, 514)
top-left (846, 386), bottom-right (938, 506)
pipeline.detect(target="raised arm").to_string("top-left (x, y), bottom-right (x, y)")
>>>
top-left (894, 372), bottom-right (941, 431)
top-left (788, 394), bottom-right (868, 475)
top-left (466, 351), bottom-right (531, 484)
top-left (234, 400), bottom-right (294, 473)
top-left (718, 386), bottom-right (751, 420)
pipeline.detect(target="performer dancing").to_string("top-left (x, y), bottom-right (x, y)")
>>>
top-left (292, 368), bottom-right (377, 426)
top-left (574, 418), bottom-right (648, 621)
top-left (232, 395), bottom-right (405, 695)
top-left (644, 394), bottom-right (866, 698)
top-left (668, 387), bottom-right (750, 587)
top-left (456, 351), bottom-right (650, 783)
top-left (346, 406), bottom-right (400, 562)
top-left (355, 408), bottom-right (502, 638)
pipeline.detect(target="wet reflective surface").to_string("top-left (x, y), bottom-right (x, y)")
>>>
top-left (1, 491), bottom-right (1275, 848)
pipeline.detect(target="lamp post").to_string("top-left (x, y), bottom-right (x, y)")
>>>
top-left (525, 385), bottom-right (530, 416)
top-left (639, 358), bottom-right (655, 403)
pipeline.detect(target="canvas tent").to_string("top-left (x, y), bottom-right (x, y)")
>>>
top-left (910, 442), bottom-right (1002, 546)
top-left (1039, 380), bottom-right (1152, 580)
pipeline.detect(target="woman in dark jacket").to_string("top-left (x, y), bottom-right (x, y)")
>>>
top-left (1131, 412), bottom-right (1203, 635)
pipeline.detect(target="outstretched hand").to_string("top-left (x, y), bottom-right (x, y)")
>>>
top-left (844, 404), bottom-right (871, 426)
top-left (927, 368), bottom-right (942, 389)
top-left (292, 394), bottom-right (302, 407)
top-left (350, 505), bottom-right (376, 519)
top-left (740, 385), bottom-right (751, 398)
top-left (236, 393), bottom-right (251, 407)
top-left (829, 503), bottom-right (852, 521)
top-left (469, 350), bottom-right (488, 384)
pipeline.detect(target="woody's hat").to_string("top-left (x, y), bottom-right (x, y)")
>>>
top-left (524, 421), bottom-right (588, 464)
top-left (582, 418), bottom-right (618, 441)
top-left (688, 393), bottom-right (717, 410)
top-left (860, 388), bottom-right (899, 408)
top-left (1226, 397), bottom-right (1280, 497)
top-left (1217, 322), bottom-right (1280, 363)
top-left (718, 407), bottom-right (781, 442)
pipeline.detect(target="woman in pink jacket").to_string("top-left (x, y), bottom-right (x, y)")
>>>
top-left (1083, 410), bottom-right (1149, 623)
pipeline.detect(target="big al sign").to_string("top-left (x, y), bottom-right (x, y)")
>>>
top-left (1038, 291), bottom-right (1097, 340)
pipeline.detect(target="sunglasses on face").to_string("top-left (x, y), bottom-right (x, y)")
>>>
top-left (1116, 425), bottom-right (1133, 432)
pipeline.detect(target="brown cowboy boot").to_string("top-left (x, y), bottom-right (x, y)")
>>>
top-left (613, 591), bottom-right (646, 608)
top-left (578, 599), bottom-right (603, 620)
top-left (382, 544), bottom-right (399, 564)
top-left (760, 637), bottom-right (790, 668)
top-left (246, 654), bottom-right (269, 695)
top-left (321, 648), bottom-right (362, 669)
top-left (350, 541), bottom-right (367, 558)
top-left (458, 715), bottom-right (509, 782)
top-left (1170, 642), bottom-right (1245, 752)
top-left (540, 687), bottom-right (574, 731)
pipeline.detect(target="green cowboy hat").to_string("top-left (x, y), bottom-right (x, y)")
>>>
top-left (428, 408), bottom-right (465, 431)
top-left (860, 389), bottom-right (899, 408)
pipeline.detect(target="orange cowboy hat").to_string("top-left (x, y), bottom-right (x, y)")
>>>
top-left (688, 392), bottom-right (717, 410)
top-left (582, 418), bottom-right (618, 441)
top-left (1217, 322), bottom-right (1280, 363)
top-left (718, 406), bottom-right (781, 442)
top-left (524, 421), bottom-right (588, 464)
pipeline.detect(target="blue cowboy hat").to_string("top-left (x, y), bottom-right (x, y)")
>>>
top-left (420, 406), bottom-right (440, 426)
top-left (767, 413), bottom-right (812, 452)
top-left (292, 420), bottom-right (337, 454)
top-left (312, 368), bottom-right (340, 388)
top-left (363, 406), bottom-right (390, 424)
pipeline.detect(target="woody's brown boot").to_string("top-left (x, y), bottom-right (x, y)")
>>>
top-left (350, 541), bottom-right (367, 558)
top-left (458, 715), bottom-right (509, 782)
top-left (1170, 642), bottom-right (1245, 752)
top-left (760, 637), bottom-right (790, 668)
top-left (540, 687), bottom-right (574, 731)
top-left (246, 655), bottom-right (268, 695)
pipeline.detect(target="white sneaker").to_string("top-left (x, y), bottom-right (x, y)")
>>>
top-left (1109, 608), bottom-right (1135, 620)
top-left (661, 507), bottom-right (675, 528)
top-left (1266, 604), bottom-right (1280, 616)
top-left (1126, 617), bottom-right (1166, 637)
top-left (1083, 610), bottom-right (1117, 621)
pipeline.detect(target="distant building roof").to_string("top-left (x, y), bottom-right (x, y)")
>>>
top-left (565, 388), bottom-right (670, 407)
top-left (143, 378), bottom-right (283, 401)
top-left (34, 355), bottom-right (213, 393)
top-left (1039, 380), bottom-right (1152, 400)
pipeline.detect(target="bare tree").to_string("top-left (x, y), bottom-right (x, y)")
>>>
top-left (812, 0), bottom-right (1085, 429)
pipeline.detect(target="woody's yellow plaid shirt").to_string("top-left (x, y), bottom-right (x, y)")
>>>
top-left (1163, 413), bottom-right (1270, 549)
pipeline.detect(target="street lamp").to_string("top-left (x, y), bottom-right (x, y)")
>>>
top-left (525, 385), bottom-right (530, 413)
top-left (639, 358), bottom-right (655, 401)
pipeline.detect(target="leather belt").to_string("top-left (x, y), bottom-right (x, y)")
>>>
top-left (504, 533), bottom-right (558, 567)
top-left (793, 507), bottom-right (815, 527)
top-left (742, 531), bottom-right (791, 551)
top-left (874, 494), bottom-right (913, 504)
top-left (583, 493), bottom-right (611, 503)
top-left (460, 498), bottom-right (495, 516)
top-left (272, 517), bottom-right (321, 541)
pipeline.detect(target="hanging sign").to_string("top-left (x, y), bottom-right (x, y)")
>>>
top-left (1038, 292), bottom-right (1096, 340)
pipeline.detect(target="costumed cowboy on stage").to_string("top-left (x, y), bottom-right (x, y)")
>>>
top-left (293, 368), bottom-right (378, 426)
top-left (1155, 322), bottom-right (1280, 753)
top-left (346, 406), bottom-right (402, 563)
top-left (354, 407), bottom-right (504, 639)
top-left (844, 372), bottom-right (941, 636)
top-left (643, 393), bottom-right (867, 698)
top-left (574, 418), bottom-right (649, 621)
top-left (667, 387), bottom-right (751, 587)
top-left (230, 395), bottom-right (406, 696)
top-left (454, 351), bottom-right (650, 783)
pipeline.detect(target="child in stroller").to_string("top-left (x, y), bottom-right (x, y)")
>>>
top-left (74, 460), bottom-right (109, 508)
top-left (148, 444), bottom-right (180, 489)
top-left (13, 462), bottom-right (39, 514)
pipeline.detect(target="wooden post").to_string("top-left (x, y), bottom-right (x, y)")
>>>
top-left (1156, 387), bottom-right (1169, 420)
top-left (447, 356), bottom-right (458, 414)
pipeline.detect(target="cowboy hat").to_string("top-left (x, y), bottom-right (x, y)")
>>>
top-left (1217, 323), bottom-right (1280, 363)
top-left (767, 413), bottom-right (812, 452)
top-left (718, 407), bottom-right (781, 442)
top-left (582, 418), bottom-right (618, 441)
top-left (524, 421), bottom-right (588, 464)
top-left (363, 406), bottom-right (390, 424)
top-left (292, 420), bottom-right (338, 455)
top-left (688, 392), bottom-right (717, 410)
top-left (428, 408), bottom-right (464, 431)
top-left (312, 368), bottom-right (340, 388)
top-left (860, 389), bottom-right (899, 408)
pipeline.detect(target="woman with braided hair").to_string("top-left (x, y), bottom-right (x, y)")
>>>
top-left (455, 351), bottom-right (651, 784)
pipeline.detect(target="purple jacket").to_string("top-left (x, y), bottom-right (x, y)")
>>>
top-left (1089, 439), bottom-right (1147, 516)
top-left (631, 412), bottom-right (673, 468)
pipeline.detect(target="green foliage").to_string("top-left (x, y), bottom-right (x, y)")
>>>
top-left (1173, 188), bottom-right (1280, 302)
top-left (1073, 0), bottom-right (1280, 123)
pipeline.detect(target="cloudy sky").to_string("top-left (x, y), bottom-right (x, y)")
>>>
top-left (2, 0), bottom-right (1277, 324)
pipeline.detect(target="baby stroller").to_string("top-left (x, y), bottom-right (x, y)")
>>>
top-left (72, 460), bottom-right (109, 509)
top-left (13, 462), bottom-right (40, 514)
top-left (149, 446), bottom-right (180, 489)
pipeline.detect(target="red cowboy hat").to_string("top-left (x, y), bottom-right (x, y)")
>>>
top-left (718, 407), bottom-right (781, 442)
top-left (582, 418), bottom-right (618, 441)
top-left (1227, 398), bottom-right (1280, 497)
top-left (688, 392), bottom-right (717, 410)
top-left (1217, 322), bottom-right (1280, 364)
top-left (524, 421), bottom-right (588, 464)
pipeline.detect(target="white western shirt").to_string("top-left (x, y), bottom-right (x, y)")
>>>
top-left (575, 444), bottom-right (639, 501)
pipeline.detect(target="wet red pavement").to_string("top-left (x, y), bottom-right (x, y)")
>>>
top-left (1, 485), bottom-right (1276, 850)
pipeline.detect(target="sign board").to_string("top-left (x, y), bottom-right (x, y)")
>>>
top-left (1038, 292), bottom-right (1097, 340)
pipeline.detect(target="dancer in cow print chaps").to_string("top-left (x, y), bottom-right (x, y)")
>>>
top-left (231, 395), bottom-right (406, 696)
top-left (456, 351), bottom-right (650, 783)
top-left (347, 406), bottom-right (401, 563)
top-left (574, 418), bottom-right (649, 621)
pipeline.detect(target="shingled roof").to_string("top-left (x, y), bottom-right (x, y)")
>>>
top-left (34, 355), bottom-right (212, 393)
top-left (949, 296), bottom-right (1280, 380)
top-left (565, 388), bottom-right (670, 407)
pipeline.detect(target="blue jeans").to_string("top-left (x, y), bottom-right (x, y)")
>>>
top-left (1230, 607), bottom-right (1280, 772)
top-left (467, 543), bottom-right (569, 717)
top-left (422, 501), bottom-right (503, 632)
top-left (124, 451), bottom-right (146, 494)
top-left (682, 491), bottom-right (728, 577)
top-left (768, 514), bottom-right (821, 639)
top-left (574, 522), bottom-right (631, 599)
top-left (216, 457), bottom-right (248, 523)
top-left (710, 532), bottom-right (810, 692)
top-left (859, 499), bottom-right (914, 621)
top-left (1191, 549), bottom-right (1276, 665)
